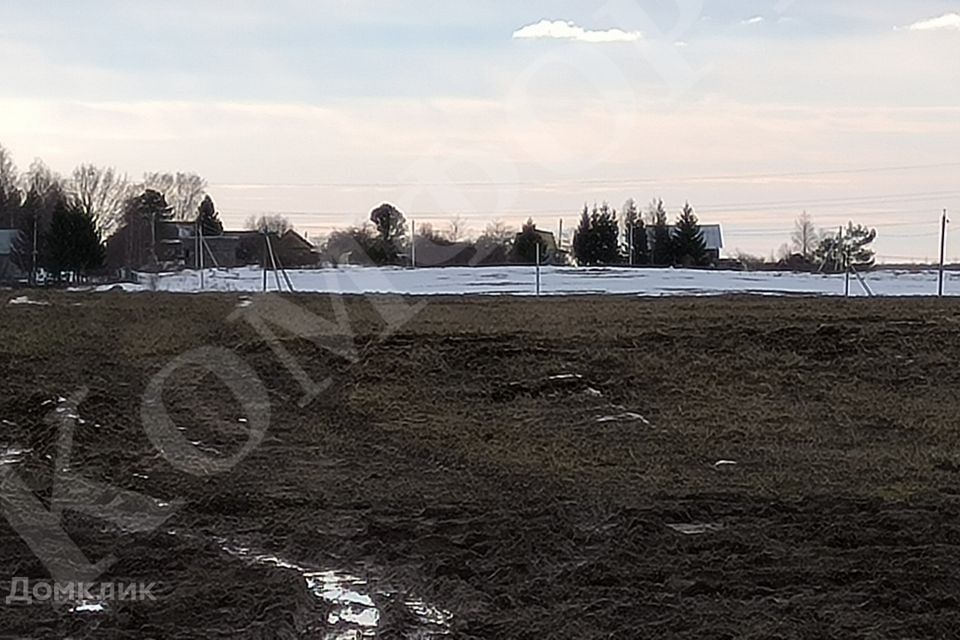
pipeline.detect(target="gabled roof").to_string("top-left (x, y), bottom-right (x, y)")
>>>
top-left (0, 229), bottom-right (19, 255)
top-left (647, 224), bottom-right (723, 251)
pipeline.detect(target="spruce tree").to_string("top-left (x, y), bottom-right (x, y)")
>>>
top-left (46, 199), bottom-right (104, 282)
top-left (572, 206), bottom-right (592, 266)
top-left (672, 202), bottom-right (707, 267)
top-left (12, 188), bottom-right (46, 284)
top-left (196, 195), bottom-right (223, 236)
top-left (650, 199), bottom-right (673, 266)
top-left (592, 203), bottom-right (621, 265)
top-left (511, 218), bottom-right (547, 264)
top-left (622, 199), bottom-right (648, 266)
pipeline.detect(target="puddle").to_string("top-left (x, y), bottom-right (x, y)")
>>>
top-left (596, 412), bottom-right (652, 426)
top-left (0, 447), bottom-right (31, 466)
top-left (218, 539), bottom-right (452, 638)
top-left (667, 523), bottom-right (725, 536)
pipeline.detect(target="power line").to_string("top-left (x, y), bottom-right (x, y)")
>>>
top-left (211, 161), bottom-right (960, 190)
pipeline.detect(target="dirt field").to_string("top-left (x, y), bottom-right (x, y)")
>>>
top-left (2, 292), bottom-right (960, 639)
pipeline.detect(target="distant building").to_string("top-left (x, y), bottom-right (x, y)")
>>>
top-left (153, 222), bottom-right (317, 270)
top-left (0, 229), bottom-right (23, 282)
top-left (647, 224), bottom-right (724, 265)
top-left (412, 238), bottom-right (477, 267)
top-left (512, 228), bottom-right (562, 264)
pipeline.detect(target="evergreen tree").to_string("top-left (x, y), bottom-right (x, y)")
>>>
top-left (622, 199), bottom-right (648, 265)
top-left (649, 199), bottom-right (673, 266)
top-left (511, 218), bottom-right (547, 264)
top-left (196, 195), bottom-right (223, 236)
top-left (815, 223), bottom-right (877, 272)
top-left (592, 203), bottom-right (621, 265)
top-left (45, 199), bottom-right (104, 282)
top-left (369, 203), bottom-right (407, 265)
top-left (572, 205), bottom-right (593, 266)
top-left (573, 204), bottom-right (621, 266)
top-left (672, 202), bottom-right (707, 267)
top-left (11, 188), bottom-right (48, 284)
top-left (114, 189), bottom-right (172, 269)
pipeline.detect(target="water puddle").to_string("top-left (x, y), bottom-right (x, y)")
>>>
top-left (218, 539), bottom-right (452, 638)
top-left (0, 447), bottom-right (31, 466)
top-left (596, 412), bottom-right (652, 426)
top-left (667, 523), bottom-right (725, 536)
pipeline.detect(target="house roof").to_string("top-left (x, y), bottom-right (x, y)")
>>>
top-left (0, 229), bottom-right (19, 255)
top-left (647, 224), bottom-right (723, 251)
top-left (279, 229), bottom-right (315, 249)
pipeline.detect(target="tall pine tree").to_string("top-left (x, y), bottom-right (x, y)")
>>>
top-left (12, 188), bottom-right (47, 284)
top-left (511, 218), bottom-right (547, 264)
top-left (672, 202), bottom-right (707, 267)
top-left (622, 199), bottom-right (647, 265)
top-left (649, 199), bottom-right (673, 266)
top-left (45, 199), bottom-right (105, 282)
top-left (573, 204), bottom-right (621, 266)
top-left (196, 195), bottom-right (223, 236)
top-left (572, 206), bottom-right (593, 266)
top-left (592, 203), bottom-right (621, 265)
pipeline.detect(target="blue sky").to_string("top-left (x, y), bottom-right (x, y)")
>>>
top-left (1, 1), bottom-right (959, 260)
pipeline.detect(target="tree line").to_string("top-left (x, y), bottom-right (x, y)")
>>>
top-left (0, 144), bottom-right (239, 281)
top-left (735, 212), bottom-right (878, 273)
top-left (571, 199), bottom-right (712, 267)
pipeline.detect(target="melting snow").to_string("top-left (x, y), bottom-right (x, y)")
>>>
top-left (8, 295), bottom-right (49, 306)
top-left (72, 265), bottom-right (960, 297)
top-left (596, 412), bottom-right (652, 426)
top-left (667, 523), bottom-right (725, 536)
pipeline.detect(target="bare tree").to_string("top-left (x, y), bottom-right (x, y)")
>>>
top-left (479, 219), bottom-right (514, 244)
top-left (791, 211), bottom-right (819, 260)
top-left (447, 215), bottom-right (468, 243)
top-left (23, 159), bottom-right (62, 198)
top-left (71, 164), bottom-right (132, 235)
top-left (245, 214), bottom-right (293, 235)
top-left (0, 143), bottom-right (17, 194)
top-left (0, 144), bottom-right (19, 227)
top-left (143, 172), bottom-right (208, 220)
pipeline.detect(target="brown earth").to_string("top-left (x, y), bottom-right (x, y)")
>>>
top-left (2, 292), bottom-right (960, 639)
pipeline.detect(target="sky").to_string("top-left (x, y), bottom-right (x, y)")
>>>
top-left (1, 0), bottom-right (959, 261)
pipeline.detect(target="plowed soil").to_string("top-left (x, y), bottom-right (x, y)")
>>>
top-left (2, 292), bottom-right (960, 639)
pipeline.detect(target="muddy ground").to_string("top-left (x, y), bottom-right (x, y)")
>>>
top-left (2, 292), bottom-right (960, 639)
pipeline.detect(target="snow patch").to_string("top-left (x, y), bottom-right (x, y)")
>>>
top-left (80, 266), bottom-right (960, 298)
top-left (8, 295), bottom-right (49, 306)
top-left (596, 412), bottom-right (652, 426)
top-left (667, 523), bottom-right (725, 536)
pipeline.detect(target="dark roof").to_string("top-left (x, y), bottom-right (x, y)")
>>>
top-left (647, 224), bottom-right (723, 251)
top-left (0, 230), bottom-right (19, 255)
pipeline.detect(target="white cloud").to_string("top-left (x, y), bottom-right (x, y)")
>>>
top-left (742, 16), bottom-right (765, 25)
top-left (902, 13), bottom-right (960, 32)
top-left (512, 20), bottom-right (641, 43)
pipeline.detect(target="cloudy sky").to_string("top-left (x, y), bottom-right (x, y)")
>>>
top-left (1, 0), bottom-right (959, 260)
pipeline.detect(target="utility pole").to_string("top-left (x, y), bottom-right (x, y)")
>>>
top-left (198, 217), bottom-right (205, 290)
top-left (558, 219), bottom-right (564, 252)
top-left (535, 242), bottom-right (542, 296)
top-left (839, 225), bottom-right (850, 298)
top-left (628, 224), bottom-right (634, 266)
top-left (411, 219), bottom-right (416, 268)
top-left (31, 214), bottom-right (38, 287)
top-left (939, 209), bottom-right (949, 297)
